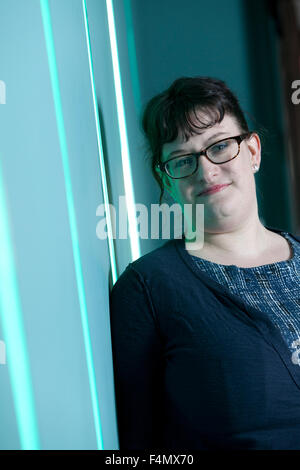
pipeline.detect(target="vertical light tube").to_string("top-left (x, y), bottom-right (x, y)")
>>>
top-left (0, 158), bottom-right (40, 450)
top-left (106, 0), bottom-right (141, 261)
top-left (40, 0), bottom-right (104, 450)
top-left (82, 0), bottom-right (117, 285)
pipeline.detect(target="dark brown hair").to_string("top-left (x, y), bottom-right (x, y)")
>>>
top-left (142, 76), bottom-right (249, 204)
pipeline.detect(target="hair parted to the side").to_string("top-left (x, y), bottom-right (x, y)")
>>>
top-left (142, 76), bottom-right (250, 204)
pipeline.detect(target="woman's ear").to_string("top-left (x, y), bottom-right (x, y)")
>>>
top-left (247, 133), bottom-right (261, 170)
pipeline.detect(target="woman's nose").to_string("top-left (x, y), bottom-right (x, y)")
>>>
top-left (194, 154), bottom-right (219, 181)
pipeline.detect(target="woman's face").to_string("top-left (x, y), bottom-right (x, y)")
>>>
top-left (161, 113), bottom-right (261, 233)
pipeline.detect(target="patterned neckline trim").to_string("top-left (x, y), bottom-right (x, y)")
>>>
top-left (189, 231), bottom-right (298, 271)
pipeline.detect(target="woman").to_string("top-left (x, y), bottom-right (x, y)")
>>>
top-left (110, 77), bottom-right (300, 450)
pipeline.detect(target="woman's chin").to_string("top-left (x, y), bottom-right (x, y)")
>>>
top-left (203, 208), bottom-right (241, 232)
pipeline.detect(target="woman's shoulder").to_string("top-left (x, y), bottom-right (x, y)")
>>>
top-left (288, 232), bottom-right (300, 244)
top-left (113, 237), bottom-right (186, 290)
top-left (265, 225), bottom-right (300, 242)
top-left (132, 238), bottom-right (182, 267)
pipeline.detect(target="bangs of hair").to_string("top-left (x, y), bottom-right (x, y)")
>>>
top-left (161, 102), bottom-right (225, 144)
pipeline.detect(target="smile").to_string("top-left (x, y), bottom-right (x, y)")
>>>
top-left (198, 184), bottom-right (231, 197)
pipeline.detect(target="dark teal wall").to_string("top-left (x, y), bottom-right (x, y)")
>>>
top-left (129, 0), bottom-right (292, 231)
top-left (242, 0), bottom-right (292, 231)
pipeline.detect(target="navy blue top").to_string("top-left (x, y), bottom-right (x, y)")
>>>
top-left (109, 227), bottom-right (300, 450)
top-left (190, 231), bottom-right (300, 359)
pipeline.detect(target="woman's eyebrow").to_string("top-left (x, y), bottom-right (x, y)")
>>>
top-left (167, 132), bottom-right (230, 158)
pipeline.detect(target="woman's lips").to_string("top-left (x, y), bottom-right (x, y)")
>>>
top-left (198, 183), bottom-right (231, 197)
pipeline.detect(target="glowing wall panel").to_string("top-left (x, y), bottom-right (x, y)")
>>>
top-left (0, 0), bottom-right (118, 449)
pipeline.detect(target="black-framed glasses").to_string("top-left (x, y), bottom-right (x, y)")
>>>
top-left (157, 133), bottom-right (251, 179)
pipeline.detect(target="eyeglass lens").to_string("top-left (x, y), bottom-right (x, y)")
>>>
top-left (165, 138), bottom-right (239, 178)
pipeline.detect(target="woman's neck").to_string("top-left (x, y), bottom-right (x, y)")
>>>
top-left (185, 215), bottom-right (278, 265)
top-left (202, 219), bottom-right (269, 258)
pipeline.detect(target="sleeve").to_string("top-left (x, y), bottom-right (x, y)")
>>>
top-left (109, 264), bottom-right (164, 450)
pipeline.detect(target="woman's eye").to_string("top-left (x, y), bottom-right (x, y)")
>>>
top-left (212, 142), bottom-right (228, 153)
top-left (174, 157), bottom-right (193, 168)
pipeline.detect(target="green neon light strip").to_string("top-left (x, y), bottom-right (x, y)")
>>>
top-left (0, 159), bottom-right (40, 450)
top-left (40, 0), bottom-right (104, 450)
top-left (106, 0), bottom-right (141, 261)
top-left (82, 0), bottom-right (118, 285)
